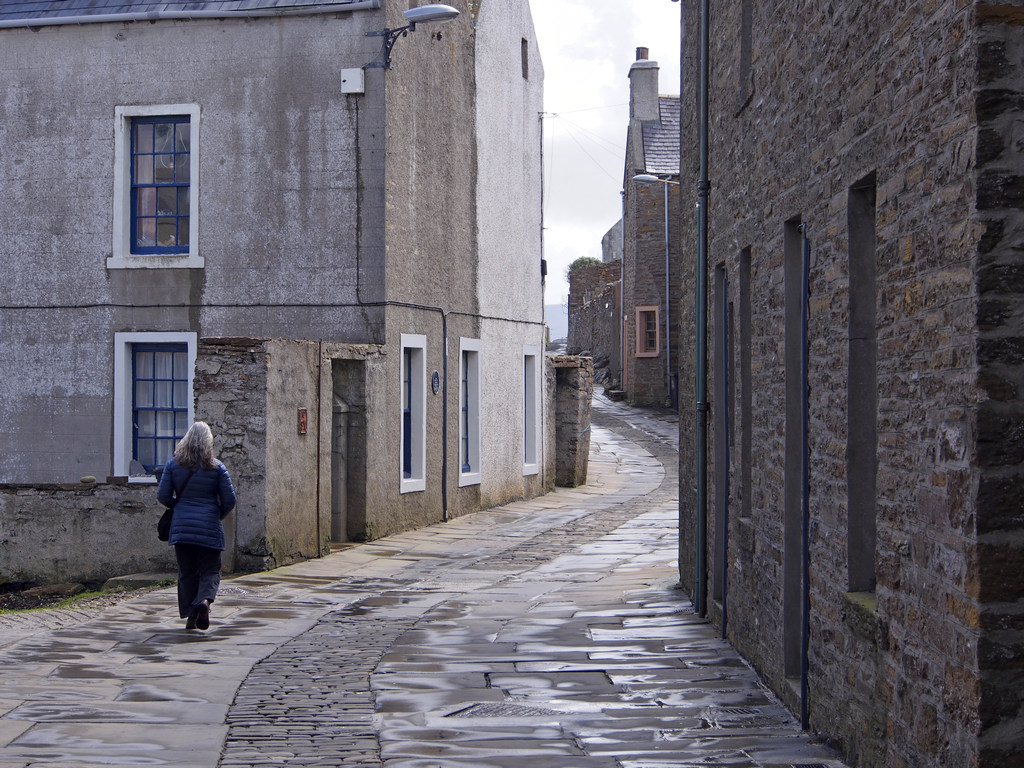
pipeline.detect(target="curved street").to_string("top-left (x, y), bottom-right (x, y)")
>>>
top-left (0, 397), bottom-right (847, 768)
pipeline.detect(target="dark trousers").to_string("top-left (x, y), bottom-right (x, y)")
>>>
top-left (174, 544), bottom-right (222, 619)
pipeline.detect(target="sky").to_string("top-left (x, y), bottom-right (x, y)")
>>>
top-left (528, 0), bottom-right (682, 325)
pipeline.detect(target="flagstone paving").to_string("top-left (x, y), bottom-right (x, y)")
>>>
top-left (0, 396), bottom-right (848, 768)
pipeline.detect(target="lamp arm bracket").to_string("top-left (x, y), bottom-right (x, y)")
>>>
top-left (366, 24), bottom-right (412, 69)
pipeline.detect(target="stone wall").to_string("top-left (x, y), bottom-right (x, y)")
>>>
top-left (195, 338), bottom-right (271, 572)
top-left (973, 7), bottom-right (1024, 765)
top-left (567, 261), bottom-right (621, 386)
top-left (675, 2), bottom-right (1021, 767)
top-left (550, 355), bottom-right (594, 488)
top-left (0, 482), bottom-right (174, 586)
top-left (197, 337), bottom-right (386, 572)
top-left (623, 180), bottom-right (681, 408)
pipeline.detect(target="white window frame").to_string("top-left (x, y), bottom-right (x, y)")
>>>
top-left (109, 104), bottom-right (202, 270)
top-left (523, 345), bottom-right (539, 476)
top-left (458, 338), bottom-right (482, 487)
top-left (400, 333), bottom-right (427, 494)
top-left (113, 331), bottom-right (197, 483)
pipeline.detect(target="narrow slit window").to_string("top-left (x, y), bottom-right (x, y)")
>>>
top-left (400, 334), bottom-right (427, 493)
top-left (459, 339), bottom-right (481, 486)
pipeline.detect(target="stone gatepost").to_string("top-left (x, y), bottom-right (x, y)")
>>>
top-left (550, 355), bottom-right (594, 487)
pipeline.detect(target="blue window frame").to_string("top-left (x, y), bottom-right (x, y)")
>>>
top-left (132, 344), bottom-right (190, 472)
top-left (402, 347), bottom-right (413, 479)
top-left (131, 116), bottom-right (190, 254)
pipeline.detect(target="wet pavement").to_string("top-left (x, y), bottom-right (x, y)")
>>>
top-left (0, 395), bottom-right (848, 768)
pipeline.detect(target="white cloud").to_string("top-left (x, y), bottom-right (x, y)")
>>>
top-left (530, 0), bottom-right (682, 306)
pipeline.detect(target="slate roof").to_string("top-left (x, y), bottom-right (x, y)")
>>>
top-left (0, 0), bottom-right (370, 22)
top-left (641, 96), bottom-right (681, 176)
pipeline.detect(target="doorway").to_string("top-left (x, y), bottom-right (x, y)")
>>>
top-left (331, 358), bottom-right (367, 544)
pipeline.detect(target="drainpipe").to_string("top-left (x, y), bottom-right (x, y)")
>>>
top-left (800, 224), bottom-right (811, 729)
top-left (620, 191), bottom-right (626, 388)
top-left (694, 0), bottom-right (711, 617)
top-left (442, 316), bottom-right (449, 522)
top-left (0, 1), bottom-right (381, 28)
top-left (664, 180), bottom-right (672, 406)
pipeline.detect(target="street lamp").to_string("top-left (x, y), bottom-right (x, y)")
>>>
top-left (632, 173), bottom-right (679, 410)
top-left (366, 4), bottom-right (460, 69)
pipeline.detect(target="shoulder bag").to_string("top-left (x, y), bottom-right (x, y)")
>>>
top-left (157, 469), bottom-right (196, 542)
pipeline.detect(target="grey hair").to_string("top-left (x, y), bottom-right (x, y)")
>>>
top-left (174, 421), bottom-right (216, 470)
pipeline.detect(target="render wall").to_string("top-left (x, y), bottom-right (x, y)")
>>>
top-left (473, 0), bottom-right (548, 507)
top-left (0, 9), bottom-right (387, 484)
top-left (677, 3), bottom-right (996, 766)
top-left (378, 0), bottom-right (549, 525)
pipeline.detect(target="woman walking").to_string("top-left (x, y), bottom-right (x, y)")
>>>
top-left (157, 421), bottom-right (237, 630)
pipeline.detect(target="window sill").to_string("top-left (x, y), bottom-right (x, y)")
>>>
top-left (107, 253), bottom-right (203, 270)
top-left (842, 590), bottom-right (880, 643)
top-left (458, 472), bottom-right (481, 488)
top-left (400, 477), bottom-right (425, 494)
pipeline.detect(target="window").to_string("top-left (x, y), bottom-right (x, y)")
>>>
top-left (523, 345), bottom-right (539, 475)
top-left (636, 306), bottom-right (660, 357)
top-left (113, 332), bottom-right (196, 481)
top-left (400, 334), bottom-right (427, 493)
top-left (131, 117), bottom-right (190, 254)
top-left (459, 338), bottom-right (481, 486)
top-left (848, 174), bottom-right (878, 593)
top-left (521, 38), bottom-right (530, 79)
top-left (110, 104), bottom-right (201, 269)
top-left (133, 344), bottom-right (190, 472)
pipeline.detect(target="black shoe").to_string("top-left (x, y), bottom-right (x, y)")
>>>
top-left (196, 601), bottom-right (210, 630)
top-left (185, 616), bottom-right (197, 630)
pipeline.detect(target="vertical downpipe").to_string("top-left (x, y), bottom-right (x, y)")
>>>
top-left (315, 341), bottom-right (323, 553)
top-left (799, 225), bottom-right (811, 729)
top-left (664, 181), bottom-right (672, 404)
top-left (442, 316), bottom-right (449, 522)
top-left (694, 0), bottom-right (711, 617)
top-left (721, 280), bottom-right (730, 640)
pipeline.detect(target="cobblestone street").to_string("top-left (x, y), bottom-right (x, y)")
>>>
top-left (0, 397), bottom-right (848, 768)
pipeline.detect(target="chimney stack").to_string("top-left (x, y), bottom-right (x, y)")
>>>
top-left (629, 47), bottom-right (660, 123)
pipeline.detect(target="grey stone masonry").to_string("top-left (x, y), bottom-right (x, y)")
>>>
top-left (567, 260), bottom-right (621, 386)
top-left (675, 2), bottom-right (1024, 767)
top-left (0, 481), bottom-right (174, 585)
top-left (549, 354), bottom-right (593, 488)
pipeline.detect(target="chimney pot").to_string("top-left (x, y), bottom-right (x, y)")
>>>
top-left (636, 47), bottom-right (649, 61)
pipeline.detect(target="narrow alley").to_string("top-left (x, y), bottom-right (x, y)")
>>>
top-left (0, 397), bottom-right (847, 768)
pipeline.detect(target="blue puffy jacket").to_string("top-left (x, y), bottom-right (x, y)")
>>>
top-left (157, 458), bottom-right (237, 551)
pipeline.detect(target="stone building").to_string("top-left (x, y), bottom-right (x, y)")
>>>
top-left (567, 49), bottom-right (680, 408)
top-left (676, 3), bottom-right (1024, 766)
top-left (621, 50), bottom-right (680, 408)
top-left (0, 0), bottom-right (554, 579)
